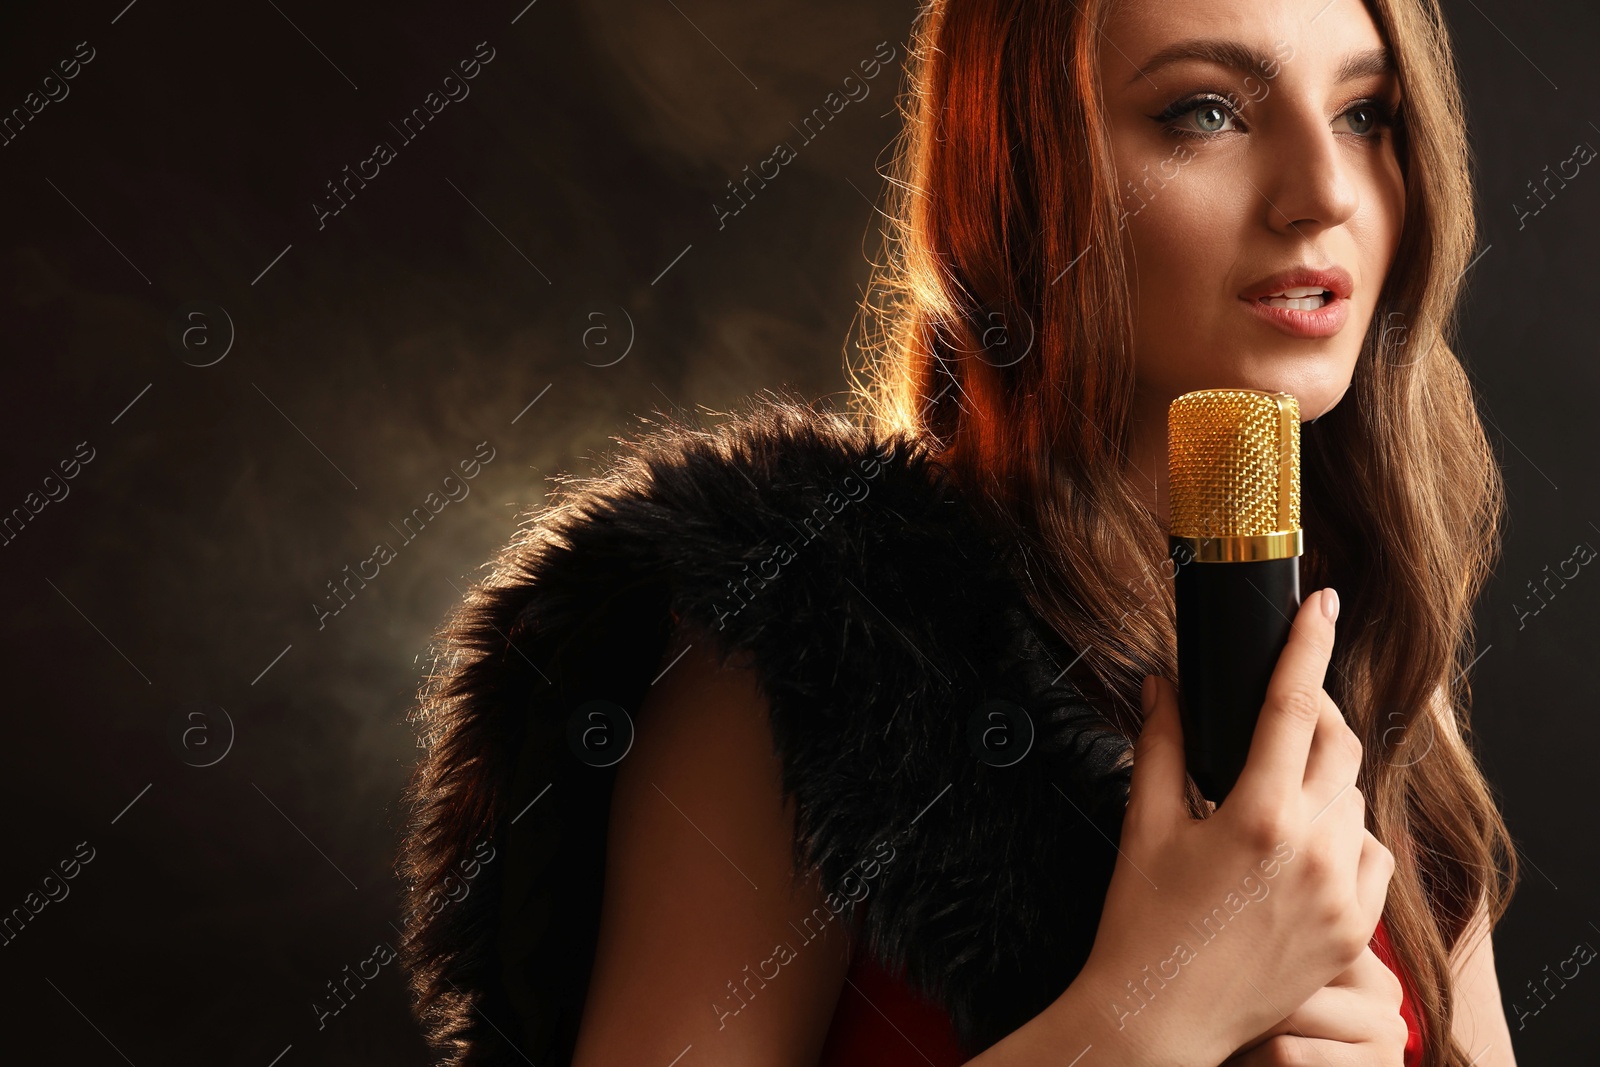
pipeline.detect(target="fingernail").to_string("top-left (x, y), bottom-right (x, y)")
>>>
top-left (1322, 588), bottom-right (1340, 621)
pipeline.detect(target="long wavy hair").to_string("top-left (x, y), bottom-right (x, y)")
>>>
top-left (845, 0), bottom-right (1518, 1062)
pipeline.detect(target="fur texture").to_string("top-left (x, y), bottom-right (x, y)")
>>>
top-left (396, 392), bottom-right (1136, 1063)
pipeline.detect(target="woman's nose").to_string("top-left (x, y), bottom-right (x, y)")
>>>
top-left (1254, 110), bottom-right (1362, 237)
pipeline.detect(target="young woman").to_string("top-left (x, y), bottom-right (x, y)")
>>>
top-left (396, 1), bottom-right (1519, 1065)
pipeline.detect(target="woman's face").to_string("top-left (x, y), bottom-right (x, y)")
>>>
top-left (1098, 0), bottom-right (1405, 422)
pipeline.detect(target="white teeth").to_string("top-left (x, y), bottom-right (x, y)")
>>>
top-left (1262, 295), bottom-right (1326, 311)
top-left (1258, 286), bottom-right (1332, 311)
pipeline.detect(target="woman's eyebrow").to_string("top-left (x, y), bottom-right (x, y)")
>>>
top-left (1124, 39), bottom-right (1394, 87)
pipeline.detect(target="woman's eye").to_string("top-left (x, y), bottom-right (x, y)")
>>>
top-left (1335, 101), bottom-right (1394, 138)
top-left (1187, 103), bottom-right (1235, 134)
top-left (1157, 96), bottom-right (1242, 137)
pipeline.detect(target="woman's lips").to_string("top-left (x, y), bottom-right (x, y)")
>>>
top-left (1237, 292), bottom-right (1349, 339)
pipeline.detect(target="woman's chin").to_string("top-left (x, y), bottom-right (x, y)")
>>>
top-left (1186, 360), bottom-right (1356, 417)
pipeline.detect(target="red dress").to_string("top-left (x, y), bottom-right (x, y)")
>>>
top-left (819, 916), bottom-right (1425, 1066)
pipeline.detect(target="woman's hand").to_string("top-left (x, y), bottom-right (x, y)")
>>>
top-left (1069, 588), bottom-right (1397, 1067)
top-left (1220, 947), bottom-right (1410, 1066)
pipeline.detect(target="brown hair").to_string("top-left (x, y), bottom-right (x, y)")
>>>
top-left (846, 0), bottom-right (1518, 1061)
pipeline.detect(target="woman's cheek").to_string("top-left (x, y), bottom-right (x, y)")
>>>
top-left (1124, 178), bottom-right (1249, 389)
top-left (1124, 182), bottom-right (1207, 298)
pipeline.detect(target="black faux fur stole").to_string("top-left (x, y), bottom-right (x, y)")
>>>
top-left (396, 392), bottom-right (1137, 1065)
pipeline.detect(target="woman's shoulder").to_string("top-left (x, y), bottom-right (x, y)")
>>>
top-left (395, 388), bottom-right (1135, 1064)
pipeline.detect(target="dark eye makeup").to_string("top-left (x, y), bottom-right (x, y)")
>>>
top-left (1151, 91), bottom-right (1399, 142)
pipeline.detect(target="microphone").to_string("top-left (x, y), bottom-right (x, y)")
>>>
top-left (1166, 388), bottom-right (1304, 804)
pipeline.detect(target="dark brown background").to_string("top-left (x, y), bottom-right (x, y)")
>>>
top-left (0, 0), bottom-right (1593, 1062)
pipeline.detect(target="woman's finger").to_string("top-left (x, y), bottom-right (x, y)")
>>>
top-left (1225, 948), bottom-right (1408, 1059)
top-left (1223, 1034), bottom-right (1366, 1066)
top-left (1252, 984), bottom-right (1375, 1045)
top-left (1126, 673), bottom-right (1187, 837)
top-left (1232, 589), bottom-right (1341, 815)
top-left (1299, 687), bottom-right (1361, 800)
top-left (1353, 830), bottom-right (1397, 938)
top-left (1327, 945), bottom-right (1406, 1002)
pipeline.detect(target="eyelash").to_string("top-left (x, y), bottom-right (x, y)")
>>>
top-left (1153, 92), bottom-right (1397, 142)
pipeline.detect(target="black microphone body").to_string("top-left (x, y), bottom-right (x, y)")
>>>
top-left (1171, 547), bottom-right (1300, 803)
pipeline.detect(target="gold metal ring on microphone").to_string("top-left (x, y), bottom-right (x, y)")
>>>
top-left (1169, 529), bottom-right (1303, 563)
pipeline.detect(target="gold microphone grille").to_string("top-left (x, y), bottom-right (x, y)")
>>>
top-left (1168, 389), bottom-right (1301, 538)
